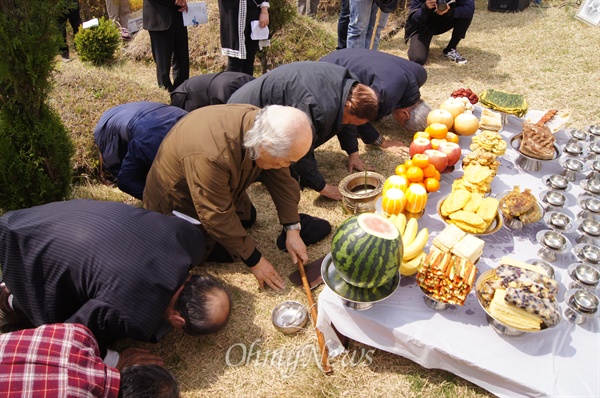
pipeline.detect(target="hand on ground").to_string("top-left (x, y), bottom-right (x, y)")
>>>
top-left (319, 184), bottom-right (342, 201)
top-left (250, 257), bottom-right (286, 291)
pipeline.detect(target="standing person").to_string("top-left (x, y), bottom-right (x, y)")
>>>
top-left (57, 0), bottom-right (82, 60)
top-left (144, 105), bottom-right (329, 291)
top-left (298, 0), bottom-right (319, 16)
top-left (337, 0), bottom-right (350, 49)
top-left (106, 0), bottom-right (131, 40)
top-left (170, 71), bottom-right (255, 111)
top-left (0, 199), bottom-right (231, 365)
top-left (228, 61), bottom-right (380, 201)
top-left (0, 323), bottom-right (179, 398)
top-left (404, 0), bottom-right (475, 65)
top-left (346, 0), bottom-right (388, 50)
top-left (143, 0), bottom-right (189, 91)
top-left (320, 48), bottom-right (432, 147)
top-left (93, 102), bottom-right (188, 200)
top-left (219, 0), bottom-right (270, 76)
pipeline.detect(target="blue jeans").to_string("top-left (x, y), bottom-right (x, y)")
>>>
top-left (347, 0), bottom-right (388, 50)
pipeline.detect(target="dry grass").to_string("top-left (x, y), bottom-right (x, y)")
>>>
top-left (50, 1), bottom-right (600, 397)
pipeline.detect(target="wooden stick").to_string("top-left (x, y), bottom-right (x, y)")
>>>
top-left (298, 258), bottom-right (333, 375)
top-left (369, 9), bottom-right (382, 50)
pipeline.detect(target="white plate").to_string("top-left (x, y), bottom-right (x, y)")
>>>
top-left (523, 109), bottom-right (570, 133)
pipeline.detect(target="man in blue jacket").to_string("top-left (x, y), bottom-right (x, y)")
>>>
top-left (320, 49), bottom-right (432, 152)
top-left (404, 0), bottom-right (475, 65)
top-left (94, 102), bottom-right (188, 200)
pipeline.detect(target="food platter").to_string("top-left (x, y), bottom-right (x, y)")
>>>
top-left (321, 252), bottom-right (399, 310)
top-left (523, 109), bottom-right (570, 133)
top-left (495, 190), bottom-right (545, 231)
top-left (436, 195), bottom-right (502, 235)
top-left (475, 269), bottom-right (555, 336)
top-left (509, 133), bottom-right (561, 172)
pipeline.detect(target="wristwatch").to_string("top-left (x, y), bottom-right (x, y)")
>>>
top-left (283, 222), bottom-right (301, 231)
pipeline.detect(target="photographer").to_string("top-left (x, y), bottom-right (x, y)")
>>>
top-left (404, 0), bottom-right (474, 65)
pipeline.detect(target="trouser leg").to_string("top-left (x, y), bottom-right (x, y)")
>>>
top-left (445, 17), bottom-right (472, 51)
top-left (149, 29), bottom-right (175, 91)
top-left (171, 14), bottom-right (189, 90)
top-left (407, 31), bottom-right (434, 65)
top-left (337, 0), bottom-right (350, 49)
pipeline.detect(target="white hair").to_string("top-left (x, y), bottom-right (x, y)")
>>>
top-left (403, 100), bottom-right (432, 133)
top-left (243, 105), bottom-right (312, 159)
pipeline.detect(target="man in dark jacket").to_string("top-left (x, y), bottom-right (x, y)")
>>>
top-left (143, 0), bottom-right (189, 91)
top-left (404, 0), bottom-right (475, 65)
top-left (320, 49), bottom-right (432, 151)
top-left (227, 61), bottom-right (379, 201)
top-left (170, 71), bottom-right (255, 112)
top-left (93, 101), bottom-right (188, 200)
top-left (0, 200), bottom-right (231, 367)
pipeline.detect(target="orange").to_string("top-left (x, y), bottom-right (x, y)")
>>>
top-left (411, 154), bottom-right (429, 169)
top-left (422, 164), bottom-right (437, 178)
top-left (432, 169), bottom-right (441, 181)
top-left (445, 132), bottom-right (460, 144)
top-left (404, 159), bottom-right (414, 169)
top-left (395, 164), bottom-right (407, 176)
top-left (425, 123), bottom-right (449, 139)
top-left (406, 166), bottom-right (424, 183)
top-left (413, 131), bottom-right (430, 141)
top-left (424, 177), bottom-right (441, 193)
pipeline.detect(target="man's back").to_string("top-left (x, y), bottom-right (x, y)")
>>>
top-left (320, 49), bottom-right (427, 118)
top-left (0, 199), bottom-right (205, 346)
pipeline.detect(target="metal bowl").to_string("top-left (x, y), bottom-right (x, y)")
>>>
top-left (564, 288), bottom-right (600, 325)
top-left (525, 258), bottom-right (556, 279)
top-left (567, 262), bottom-right (600, 290)
top-left (574, 243), bottom-right (600, 265)
top-left (539, 190), bottom-right (567, 211)
top-left (581, 178), bottom-right (600, 195)
top-left (542, 174), bottom-right (571, 191)
top-left (563, 140), bottom-right (587, 157)
top-left (568, 129), bottom-right (589, 141)
top-left (437, 195), bottom-right (502, 235)
top-left (271, 300), bottom-right (309, 335)
top-left (544, 211), bottom-right (575, 234)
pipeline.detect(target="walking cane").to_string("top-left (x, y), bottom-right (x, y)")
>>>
top-left (369, 8), bottom-right (383, 50)
top-left (298, 258), bottom-right (333, 374)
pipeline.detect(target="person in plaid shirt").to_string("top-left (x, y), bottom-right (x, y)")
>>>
top-left (0, 323), bottom-right (179, 397)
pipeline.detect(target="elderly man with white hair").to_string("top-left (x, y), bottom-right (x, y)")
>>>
top-left (144, 104), bottom-right (329, 291)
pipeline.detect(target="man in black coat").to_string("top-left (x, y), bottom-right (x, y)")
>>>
top-left (227, 61), bottom-right (379, 201)
top-left (170, 72), bottom-right (255, 112)
top-left (143, 0), bottom-right (189, 91)
top-left (320, 48), bottom-right (432, 152)
top-left (0, 200), bottom-right (231, 367)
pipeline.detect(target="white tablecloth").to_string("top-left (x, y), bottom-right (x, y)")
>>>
top-left (317, 114), bottom-right (600, 397)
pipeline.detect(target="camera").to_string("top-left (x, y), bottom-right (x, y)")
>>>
top-left (437, 0), bottom-right (448, 11)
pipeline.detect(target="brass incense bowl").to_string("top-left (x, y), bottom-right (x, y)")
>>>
top-left (339, 171), bottom-right (385, 215)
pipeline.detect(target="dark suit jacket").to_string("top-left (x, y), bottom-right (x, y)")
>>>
top-left (0, 200), bottom-right (206, 350)
top-left (143, 0), bottom-right (179, 31)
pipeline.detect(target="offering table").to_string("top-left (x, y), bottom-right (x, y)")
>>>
top-left (317, 114), bottom-right (600, 397)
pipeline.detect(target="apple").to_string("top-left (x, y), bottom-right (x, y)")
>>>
top-left (427, 109), bottom-right (454, 130)
top-left (437, 142), bottom-right (462, 167)
top-left (409, 137), bottom-right (432, 157)
top-left (454, 112), bottom-right (480, 136)
top-left (430, 138), bottom-right (446, 150)
top-left (424, 149), bottom-right (448, 173)
top-left (439, 98), bottom-right (466, 119)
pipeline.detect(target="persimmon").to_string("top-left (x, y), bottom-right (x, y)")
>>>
top-left (425, 123), bottom-right (449, 139)
top-left (395, 164), bottom-right (407, 176)
top-left (411, 154), bottom-right (429, 169)
top-left (406, 166), bottom-right (424, 183)
top-left (413, 131), bottom-right (430, 141)
top-left (422, 164), bottom-right (437, 178)
top-left (424, 177), bottom-right (441, 193)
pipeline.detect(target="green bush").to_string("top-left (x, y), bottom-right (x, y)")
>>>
top-left (0, 104), bottom-right (74, 212)
top-left (74, 16), bottom-right (121, 65)
top-left (0, 0), bottom-right (75, 212)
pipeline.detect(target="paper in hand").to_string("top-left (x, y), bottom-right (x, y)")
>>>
top-left (251, 21), bottom-right (269, 40)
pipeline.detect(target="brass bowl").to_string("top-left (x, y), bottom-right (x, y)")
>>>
top-left (436, 195), bottom-right (502, 235)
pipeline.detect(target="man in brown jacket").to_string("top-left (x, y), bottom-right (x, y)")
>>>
top-left (144, 104), bottom-right (313, 291)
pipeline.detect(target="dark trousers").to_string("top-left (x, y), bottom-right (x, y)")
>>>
top-left (407, 16), bottom-right (472, 65)
top-left (149, 13), bottom-right (189, 92)
top-left (226, 29), bottom-right (259, 76)
top-left (337, 0), bottom-right (350, 49)
top-left (57, 0), bottom-right (82, 55)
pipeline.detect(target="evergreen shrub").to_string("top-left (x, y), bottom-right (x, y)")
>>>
top-left (74, 16), bottom-right (121, 65)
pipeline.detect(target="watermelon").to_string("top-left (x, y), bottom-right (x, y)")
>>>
top-left (331, 213), bottom-right (403, 288)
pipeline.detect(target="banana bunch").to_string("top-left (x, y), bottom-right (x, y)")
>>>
top-left (388, 214), bottom-right (429, 276)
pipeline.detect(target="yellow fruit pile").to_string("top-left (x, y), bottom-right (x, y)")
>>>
top-left (387, 214), bottom-right (429, 276)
